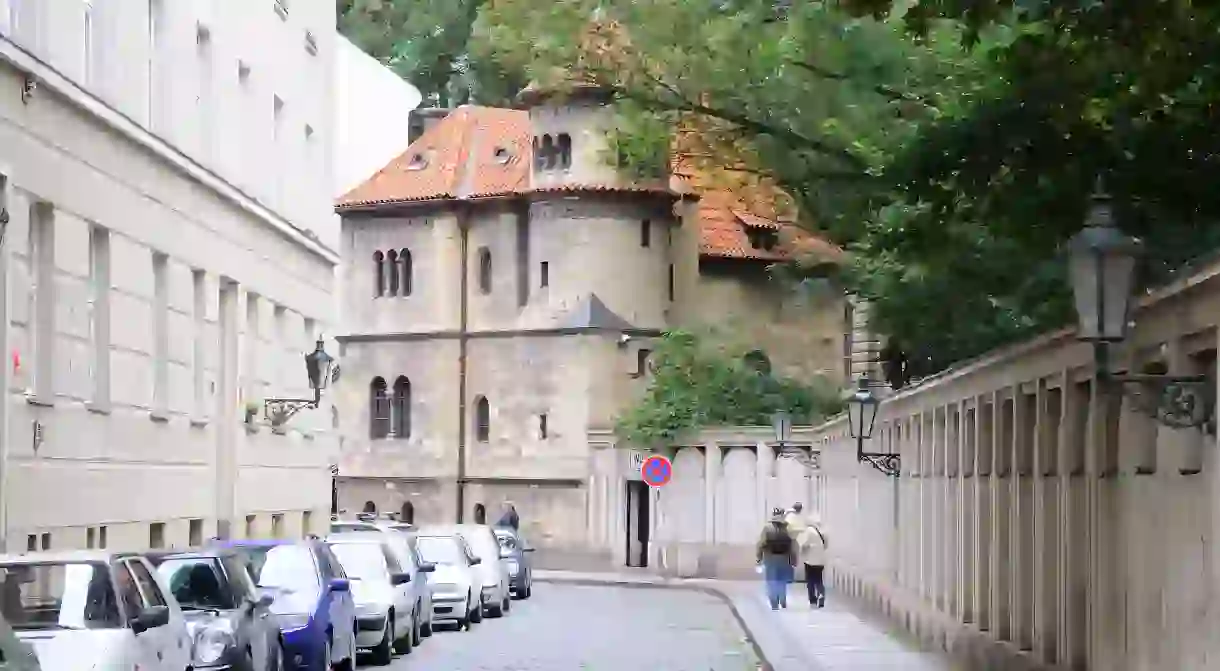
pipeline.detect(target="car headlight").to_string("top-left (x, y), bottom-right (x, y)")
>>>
top-left (276, 613), bottom-right (311, 632)
top-left (194, 622), bottom-right (236, 666)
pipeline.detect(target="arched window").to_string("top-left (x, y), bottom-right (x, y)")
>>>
top-left (473, 503), bottom-right (486, 524)
top-left (474, 396), bottom-right (490, 442)
top-left (391, 376), bottom-right (411, 439)
top-left (386, 250), bottom-right (399, 296)
top-left (557, 133), bottom-right (572, 169)
top-left (540, 134), bottom-right (555, 170)
top-left (369, 377), bottom-right (390, 439)
top-left (477, 247), bottom-right (492, 294)
top-left (363, 501), bottom-right (377, 514)
top-left (373, 251), bottom-right (385, 297)
top-left (400, 501), bottom-right (415, 524)
top-left (399, 248), bottom-right (412, 297)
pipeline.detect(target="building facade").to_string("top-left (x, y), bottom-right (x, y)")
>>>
top-left (334, 90), bottom-right (853, 550)
top-left (0, 0), bottom-right (340, 553)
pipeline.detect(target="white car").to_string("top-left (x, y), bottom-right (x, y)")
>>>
top-left (326, 534), bottom-right (416, 666)
top-left (411, 534), bottom-right (483, 630)
top-left (421, 524), bottom-right (511, 618)
top-left (327, 522), bottom-right (434, 639)
top-left (0, 550), bottom-right (192, 671)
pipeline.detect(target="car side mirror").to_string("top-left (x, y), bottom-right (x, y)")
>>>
top-left (419, 563), bottom-right (436, 573)
top-left (469, 557), bottom-right (482, 566)
top-left (522, 547), bottom-right (535, 553)
top-left (130, 605), bottom-right (170, 635)
top-left (328, 578), bottom-right (350, 592)
top-left (390, 573), bottom-right (411, 586)
top-left (256, 592), bottom-right (275, 608)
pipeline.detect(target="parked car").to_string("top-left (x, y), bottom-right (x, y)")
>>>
top-left (420, 524), bottom-right (511, 618)
top-left (220, 540), bottom-right (356, 671)
top-left (0, 550), bottom-right (192, 671)
top-left (411, 534), bottom-right (482, 631)
top-left (0, 610), bottom-right (40, 670)
top-left (492, 527), bottom-right (535, 599)
top-left (322, 523), bottom-right (435, 639)
top-left (148, 548), bottom-right (281, 671)
top-left (325, 535), bottom-right (416, 666)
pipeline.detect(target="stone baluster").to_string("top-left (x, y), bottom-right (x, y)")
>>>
top-left (975, 395), bottom-right (994, 632)
top-left (945, 402), bottom-right (961, 621)
top-left (958, 399), bottom-right (977, 625)
top-left (991, 391), bottom-right (1013, 642)
top-left (1087, 373), bottom-right (1122, 669)
top-left (930, 408), bottom-right (944, 614)
top-left (1033, 378), bottom-right (1062, 662)
top-left (919, 412), bottom-right (933, 608)
top-left (704, 439), bottom-right (720, 547)
top-left (1012, 386), bottom-right (1035, 650)
top-left (1059, 377), bottom-right (1089, 668)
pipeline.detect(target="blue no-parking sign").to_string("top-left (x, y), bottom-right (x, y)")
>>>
top-left (640, 455), bottom-right (672, 488)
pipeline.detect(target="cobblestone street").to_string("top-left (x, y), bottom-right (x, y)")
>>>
top-left (389, 583), bottom-right (761, 670)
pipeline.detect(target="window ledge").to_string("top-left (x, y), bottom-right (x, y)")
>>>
top-left (190, 417), bottom-right (210, 429)
top-left (86, 402), bottom-right (111, 415)
top-left (25, 395), bottom-right (54, 408)
top-left (149, 410), bottom-right (170, 423)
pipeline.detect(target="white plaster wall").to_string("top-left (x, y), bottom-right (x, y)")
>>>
top-left (333, 35), bottom-right (421, 197)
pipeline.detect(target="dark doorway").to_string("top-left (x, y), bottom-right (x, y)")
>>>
top-left (363, 501), bottom-right (377, 514)
top-left (400, 501), bottom-right (415, 524)
top-left (473, 503), bottom-right (486, 524)
top-left (625, 480), bottom-right (650, 568)
top-left (330, 478), bottom-right (338, 516)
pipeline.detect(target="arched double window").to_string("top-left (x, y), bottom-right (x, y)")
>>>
top-left (391, 376), bottom-right (411, 439)
top-left (369, 377), bottom-right (390, 439)
top-left (399, 248), bottom-right (413, 296)
top-left (540, 135), bottom-right (556, 170)
top-left (477, 247), bottom-right (493, 294)
top-left (373, 251), bottom-right (385, 297)
top-left (386, 250), bottom-right (399, 295)
top-left (474, 396), bottom-right (490, 442)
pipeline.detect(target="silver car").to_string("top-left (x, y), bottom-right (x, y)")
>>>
top-left (419, 525), bottom-right (511, 618)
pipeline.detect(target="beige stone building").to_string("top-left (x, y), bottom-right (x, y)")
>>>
top-left (333, 89), bottom-right (857, 549)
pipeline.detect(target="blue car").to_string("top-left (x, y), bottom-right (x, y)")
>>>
top-left (218, 539), bottom-right (357, 671)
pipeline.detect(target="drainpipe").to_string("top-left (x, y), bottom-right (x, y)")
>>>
top-left (456, 205), bottom-right (470, 523)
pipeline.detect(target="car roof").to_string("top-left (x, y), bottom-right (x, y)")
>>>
top-left (215, 538), bottom-right (311, 549)
top-left (144, 548), bottom-right (235, 562)
top-left (0, 550), bottom-right (130, 565)
top-left (326, 533), bottom-right (389, 545)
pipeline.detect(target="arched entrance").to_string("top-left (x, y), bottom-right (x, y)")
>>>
top-left (362, 501), bottom-right (377, 514)
top-left (473, 503), bottom-right (486, 524)
top-left (400, 501), bottom-right (415, 524)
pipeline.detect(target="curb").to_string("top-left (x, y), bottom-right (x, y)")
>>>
top-left (534, 575), bottom-right (774, 671)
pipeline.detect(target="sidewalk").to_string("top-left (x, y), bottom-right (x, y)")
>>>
top-left (534, 569), bottom-right (956, 671)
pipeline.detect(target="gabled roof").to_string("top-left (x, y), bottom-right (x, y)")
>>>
top-left (558, 293), bottom-right (638, 331)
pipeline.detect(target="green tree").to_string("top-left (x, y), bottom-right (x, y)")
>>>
top-left (614, 330), bottom-right (843, 447)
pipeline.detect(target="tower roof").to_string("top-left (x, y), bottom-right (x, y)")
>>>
top-left (558, 293), bottom-right (638, 331)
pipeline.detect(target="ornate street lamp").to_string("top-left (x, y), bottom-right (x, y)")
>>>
top-left (264, 338), bottom-right (336, 426)
top-left (1067, 180), bottom-right (1215, 431)
top-left (847, 376), bottom-right (898, 476)
top-left (771, 409), bottom-right (819, 470)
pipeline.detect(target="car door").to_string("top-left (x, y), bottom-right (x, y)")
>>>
top-left (126, 558), bottom-right (190, 670)
top-left (221, 554), bottom-right (270, 669)
top-left (114, 562), bottom-right (160, 671)
top-left (385, 537), bottom-right (421, 619)
top-left (378, 544), bottom-right (410, 630)
top-left (314, 545), bottom-right (353, 663)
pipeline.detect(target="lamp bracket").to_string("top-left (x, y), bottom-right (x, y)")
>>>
top-left (264, 396), bottom-right (320, 427)
top-left (776, 446), bottom-right (820, 471)
top-left (1107, 372), bottom-right (1216, 434)
top-left (859, 452), bottom-right (901, 477)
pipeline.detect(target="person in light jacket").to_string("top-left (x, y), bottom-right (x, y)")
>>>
top-left (797, 514), bottom-right (829, 607)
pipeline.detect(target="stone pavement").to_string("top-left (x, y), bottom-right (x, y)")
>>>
top-left (534, 569), bottom-right (958, 671)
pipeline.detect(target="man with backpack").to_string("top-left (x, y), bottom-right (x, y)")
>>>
top-left (756, 508), bottom-right (797, 610)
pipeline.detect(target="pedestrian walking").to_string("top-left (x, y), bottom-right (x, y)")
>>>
top-left (756, 508), bottom-right (797, 610)
top-left (496, 501), bottom-right (520, 531)
top-left (797, 513), bottom-right (829, 607)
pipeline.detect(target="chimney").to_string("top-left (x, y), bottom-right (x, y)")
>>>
top-left (408, 108), bottom-right (453, 144)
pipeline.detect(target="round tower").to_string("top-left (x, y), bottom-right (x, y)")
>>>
top-left (517, 79), bottom-right (625, 191)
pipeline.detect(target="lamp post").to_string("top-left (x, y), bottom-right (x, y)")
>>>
top-left (771, 409), bottom-right (819, 470)
top-left (264, 338), bottom-right (336, 427)
top-left (1066, 180), bottom-right (1215, 432)
top-left (847, 376), bottom-right (898, 476)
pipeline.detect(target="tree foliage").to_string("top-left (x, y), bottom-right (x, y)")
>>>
top-left (614, 330), bottom-right (844, 447)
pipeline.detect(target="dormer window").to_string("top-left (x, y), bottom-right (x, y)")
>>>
top-left (406, 153), bottom-right (428, 171)
top-left (533, 134), bottom-right (571, 172)
top-left (493, 147), bottom-right (511, 164)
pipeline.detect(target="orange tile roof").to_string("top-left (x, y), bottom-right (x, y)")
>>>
top-left (336, 105), bottom-right (840, 264)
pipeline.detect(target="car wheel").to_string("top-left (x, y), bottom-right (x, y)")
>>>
top-left (470, 595), bottom-right (484, 624)
top-left (421, 614), bottom-right (433, 638)
top-left (393, 613), bottom-right (413, 655)
top-left (504, 594), bottom-right (512, 612)
top-left (486, 599), bottom-right (504, 619)
top-left (524, 580), bottom-right (532, 599)
top-left (371, 618), bottom-right (394, 666)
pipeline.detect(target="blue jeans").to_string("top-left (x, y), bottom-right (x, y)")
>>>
top-left (762, 556), bottom-right (791, 609)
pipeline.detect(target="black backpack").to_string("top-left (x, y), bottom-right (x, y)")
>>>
top-left (763, 525), bottom-right (792, 555)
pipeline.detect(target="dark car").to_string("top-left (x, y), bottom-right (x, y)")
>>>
top-left (492, 528), bottom-right (534, 599)
top-left (147, 548), bottom-right (282, 671)
top-left (215, 539), bottom-right (356, 671)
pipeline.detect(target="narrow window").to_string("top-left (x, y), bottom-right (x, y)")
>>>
top-left (667, 264), bottom-right (675, 302)
top-left (25, 535), bottom-right (35, 553)
top-left (152, 252), bottom-right (169, 417)
top-left (473, 503), bottom-right (486, 524)
top-left (88, 226), bottom-right (111, 408)
top-left (540, 261), bottom-right (549, 288)
top-left (243, 292), bottom-right (261, 414)
top-left (474, 396), bottom-right (490, 442)
top-left (197, 24), bottom-right (214, 157)
top-left (557, 133), bottom-right (572, 169)
top-left (399, 248), bottom-right (413, 296)
top-left (373, 251), bottom-right (385, 296)
top-left (369, 377), bottom-right (390, 439)
top-left (539, 413), bottom-right (548, 439)
top-left (271, 514), bottom-right (284, 537)
top-left (244, 515), bottom-right (256, 538)
top-left (400, 502), bottom-right (414, 524)
top-left (149, 522), bottom-right (165, 549)
top-left (477, 247), bottom-right (492, 294)
top-left (302, 510), bottom-right (313, 535)
top-left (540, 135), bottom-right (555, 170)
top-left (98, 526), bottom-right (107, 548)
top-left (40, 533), bottom-right (50, 551)
top-left (640, 219), bottom-right (651, 248)
top-left (391, 376), bottom-right (411, 439)
top-left (29, 201), bottom-right (55, 401)
top-left (188, 519), bottom-right (203, 546)
top-left (386, 250), bottom-right (399, 296)
top-left (192, 270), bottom-right (207, 418)
top-left (363, 501), bottom-right (377, 514)
top-left (636, 349), bottom-right (651, 377)
top-left (86, 527), bottom-right (96, 549)
top-left (82, 0), bottom-right (95, 85)
top-left (532, 137), bottom-right (543, 171)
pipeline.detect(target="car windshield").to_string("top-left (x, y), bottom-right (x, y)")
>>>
top-left (415, 536), bottom-right (462, 565)
top-left (462, 530), bottom-right (499, 560)
top-left (329, 543), bottom-right (389, 582)
top-left (244, 545), bottom-right (321, 614)
top-left (155, 557), bottom-right (232, 611)
top-left (0, 562), bottom-right (122, 630)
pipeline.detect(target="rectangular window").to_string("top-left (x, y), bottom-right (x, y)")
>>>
top-left (25, 535), bottom-right (35, 552)
top-left (271, 513), bottom-right (284, 537)
top-left (39, 533), bottom-right (50, 551)
top-left (192, 269), bottom-right (206, 419)
top-left (539, 414), bottom-right (548, 439)
top-left (98, 526), bottom-right (107, 548)
top-left (196, 24), bottom-right (214, 159)
top-left (82, 0), bottom-right (95, 85)
top-left (188, 519), bottom-right (203, 546)
top-left (636, 349), bottom-right (651, 377)
top-left (640, 219), bottom-right (651, 248)
top-left (244, 515), bottom-right (256, 539)
top-left (539, 261), bottom-right (549, 288)
top-left (86, 527), bottom-right (95, 549)
top-left (245, 294), bottom-right (260, 404)
top-left (88, 226), bottom-right (111, 407)
top-left (152, 252), bottom-right (169, 416)
top-left (667, 264), bottom-right (675, 302)
top-left (302, 510), bottom-right (313, 536)
top-left (29, 201), bottom-right (55, 402)
top-left (149, 522), bottom-right (165, 549)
